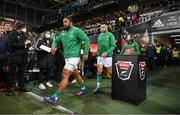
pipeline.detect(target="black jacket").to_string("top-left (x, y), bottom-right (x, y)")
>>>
top-left (0, 36), bottom-right (8, 67)
top-left (6, 29), bottom-right (27, 64)
top-left (36, 37), bottom-right (55, 68)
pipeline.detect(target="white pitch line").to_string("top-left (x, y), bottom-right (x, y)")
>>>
top-left (25, 92), bottom-right (74, 114)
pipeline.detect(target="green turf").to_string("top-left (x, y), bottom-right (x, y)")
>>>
top-left (0, 67), bottom-right (180, 114)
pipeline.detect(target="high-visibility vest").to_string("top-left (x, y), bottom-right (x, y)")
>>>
top-left (173, 50), bottom-right (179, 58)
top-left (156, 46), bottom-right (161, 54)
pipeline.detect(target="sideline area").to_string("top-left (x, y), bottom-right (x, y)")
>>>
top-left (0, 67), bottom-right (180, 114)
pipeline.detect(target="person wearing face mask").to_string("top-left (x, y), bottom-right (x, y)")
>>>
top-left (6, 23), bottom-right (30, 94)
top-left (36, 31), bottom-right (55, 90)
top-left (93, 23), bottom-right (116, 94)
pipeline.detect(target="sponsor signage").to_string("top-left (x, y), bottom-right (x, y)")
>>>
top-left (139, 62), bottom-right (146, 80)
top-left (115, 61), bottom-right (134, 81)
top-left (150, 12), bottom-right (180, 31)
top-left (112, 55), bottom-right (146, 105)
top-left (127, 12), bottom-right (180, 33)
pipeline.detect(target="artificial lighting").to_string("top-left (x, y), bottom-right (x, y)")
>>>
top-left (175, 42), bottom-right (180, 44)
top-left (170, 35), bottom-right (180, 37)
top-left (174, 39), bottom-right (180, 41)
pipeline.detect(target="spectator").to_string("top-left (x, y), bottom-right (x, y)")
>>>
top-left (146, 43), bottom-right (156, 71)
top-left (3, 21), bottom-right (12, 35)
top-left (0, 22), bottom-right (13, 96)
top-left (160, 46), bottom-right (169, 68)
top-left (54, 42), bottom-right (65, 82)
top-left (84, 52), bottom-right (97, 78)
top-left (167, 47), bottom-right (173, 66)
top-left (6, 23), bottom-right (30, 93)
top-left (155, 42), bottom-right (162, 69)
top-left (172, 47), bottom-right (179, 66)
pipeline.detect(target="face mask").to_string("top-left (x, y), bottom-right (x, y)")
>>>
top-left (22, 28), bottom-right (27, 33)
top-left (126, 35), bottom-right (132, 41)
top-left (45, 34), bottom-right (50, 38)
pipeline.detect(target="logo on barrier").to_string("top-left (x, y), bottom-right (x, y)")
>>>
top-left (152, 19), bottom-right (164, 28)
top-left (115, 61), bottom-right (134, 81)
top-left (139, 62), bottom-right (146, 80)
top-left (167, 16), bottom-right (177, 22)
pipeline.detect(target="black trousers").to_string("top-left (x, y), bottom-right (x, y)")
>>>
top-left (173, 57), bottom-right (179, 66)
top-left (147, 57), bottom-right (154, 71)
top-left (84, 65), bottom-right (96, 78)
top-left (155, 54), bottom-right (162, 68)
top-left (9, 63), bottom-right (25, 90)
top-left (38, 68), bottom-right (51, 83)
top-left (0, 63), bottom-right (14, 92)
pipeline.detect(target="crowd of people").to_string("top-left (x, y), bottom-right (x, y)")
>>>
top-left (44, 0), bottom-right (180, 38)
top-left (0, 17), bottom-right (116, 105)
top-left (0, 22), bottom-right (64, 95)
top-left (0, 9), bottom-right (180, 106)
top-left (74, 0), bottom-right (180, 35)
top-left (1, 18), bottom-right (180, 94)
top-left (0, 22), bottom-right (30, 95)
top-left (145, 42), bottom-right (180, 71)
